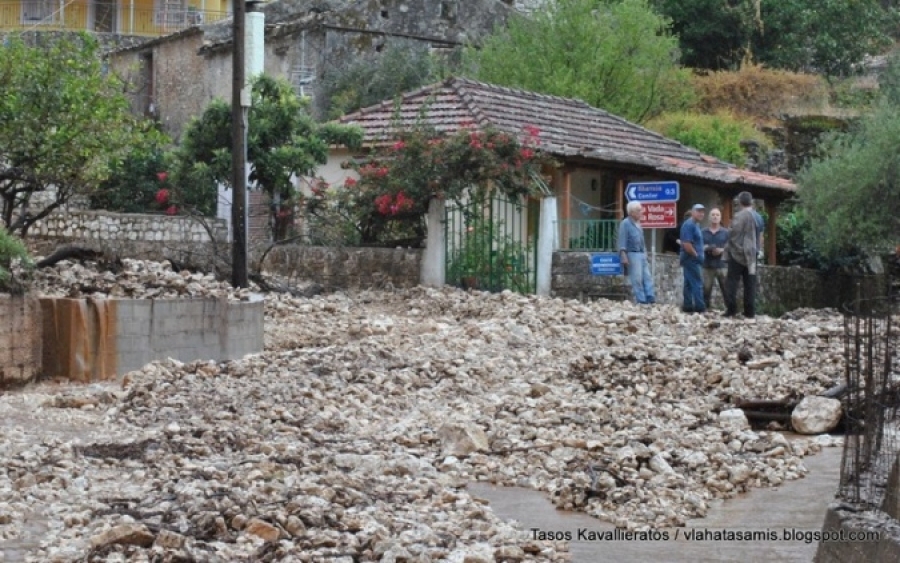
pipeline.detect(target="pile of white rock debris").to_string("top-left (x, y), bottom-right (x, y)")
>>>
top-left (0, 260), bottom-right (847, 562)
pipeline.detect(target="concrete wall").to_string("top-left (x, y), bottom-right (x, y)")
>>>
top-left (262, 245), bottom-right (422, 291)
top-left (0, 293), bottom-right (41, 387)
top-left (814, 505), bottom-right (900, 562)
top-left (40, 297), bottom-right (264, 382)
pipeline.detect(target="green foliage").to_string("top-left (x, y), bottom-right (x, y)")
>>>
top-left (751, 0), bottom-right (894, 77)
top-left (321, 40), bottom-right (443, 119)
top-left (650, 0), bottom-right (757, 70)
top-left (0, 226), bottom-right (31, 293)
top-left (90, 143), bottom-right (179, 214)
top-left (879, 50), bottom-right (900, 108)
top-left (447, 216), bottom-right (535, 294)
top-left (175, 75), bottom-right (363, 227)
top-left (0, 33), bottom-right (162, 236)
top-left (462, 0), bottom-right (695, 123)
top-left (644, 111), bottom-right (771, 164)
top-left (655, 0), bottom-right (895, 77)
top-left (307, 124), bottom-right (552, 245)
top-left (796, 101), bottom-right (900, 259)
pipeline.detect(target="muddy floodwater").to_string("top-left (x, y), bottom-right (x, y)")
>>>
top-left (469, 443), bottom-right (843, 562)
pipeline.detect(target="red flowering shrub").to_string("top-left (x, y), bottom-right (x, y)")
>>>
top-left (307, 123), bottom-right (553, 245)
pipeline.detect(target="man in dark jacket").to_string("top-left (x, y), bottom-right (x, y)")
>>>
top-left (724, 191), bottom-right (759, 318)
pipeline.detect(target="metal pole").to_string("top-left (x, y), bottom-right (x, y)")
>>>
top-left (231, 0), bottom-right (248, 288)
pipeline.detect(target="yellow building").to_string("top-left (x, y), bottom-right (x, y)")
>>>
top-left (0, 0), bottom-right (231, 36)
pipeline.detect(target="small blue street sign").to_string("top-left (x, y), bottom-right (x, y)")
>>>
top-left (591, 253), bottom-right (623, 276)
top-left (625, 181), bottom-right (679, 202)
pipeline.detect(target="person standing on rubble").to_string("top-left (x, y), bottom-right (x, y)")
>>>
top-left (617, 201), bottom-right (656, 305)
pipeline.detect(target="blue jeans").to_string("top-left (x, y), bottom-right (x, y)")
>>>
top-left (681, 257), bottom-right (705, 312)
top-left (626, 251), bottom-right (655, 304)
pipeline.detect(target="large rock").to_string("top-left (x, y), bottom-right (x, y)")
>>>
top-left (90, 524), bottom-right (155, 549)
top-left (718, 408), bottom-right (750, 431)
top-left (792, 396), bottom-right (842, 434)
top-left (438, 420), bottom-right (490, 457)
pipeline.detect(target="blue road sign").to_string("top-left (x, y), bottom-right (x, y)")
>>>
top-left (625, 181), bottom-right (679, 202)
top-left (591, 253), bottom-right (623, 276)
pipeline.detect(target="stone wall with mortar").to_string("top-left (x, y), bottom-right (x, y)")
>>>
top-left (262, 245), bottom-right (423, 291)
top-left (0, 293), bottom-right (41, 387)
top-left (551, 252), bottom-right (845, 313)
top-left (40, 297), bottom-right (264, 382)
top-left (29, 210), bottom-right (229, 271)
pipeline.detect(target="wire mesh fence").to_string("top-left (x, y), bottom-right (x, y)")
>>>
top-left (839, 295), bottom-right (900, 511)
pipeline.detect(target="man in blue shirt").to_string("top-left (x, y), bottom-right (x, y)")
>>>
top-left (616, 201), bottom-right (656, 304)
top-left (680, 203), bottom-right (706, 313)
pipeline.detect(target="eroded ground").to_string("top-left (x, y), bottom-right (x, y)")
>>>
top-left (0, 274), bottom-right (847, 562)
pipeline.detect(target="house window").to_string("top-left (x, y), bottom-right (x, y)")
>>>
top-left (22, 0), bottom-right (58, 24)
top-left (155, 0), bottom-right (187, 26)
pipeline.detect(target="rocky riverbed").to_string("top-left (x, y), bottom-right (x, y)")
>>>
top-left (0, 267), bottom-right (847, 562)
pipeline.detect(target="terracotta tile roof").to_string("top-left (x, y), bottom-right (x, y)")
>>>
top-left (338, 77), bottom-right (796, 196)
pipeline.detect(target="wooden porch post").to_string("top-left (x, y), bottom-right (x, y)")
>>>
top-left (562, 169), bottom-right (572, 249)
top-left (616, 178), bottom-right (624, 219)
top-left (765, 200), bottom-right (777, 265)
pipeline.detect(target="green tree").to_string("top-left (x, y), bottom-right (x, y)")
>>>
top-left (174, 75), bottom-right (362, 232)
top-left (0, 33), bottom-right (160, 236)
top-left (654, 0), bottom-right (894, 77)
top-left (797, 100), bottom-right (900, 258)
top-left (463, 0), bottom-right (695, 123)
top-left (751, 0), bottom-right (893, 77)
top-left (650, 0), bottom-right (757, 70)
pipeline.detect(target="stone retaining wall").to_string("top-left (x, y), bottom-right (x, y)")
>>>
top-left (40, 297), bottom-right (264, 382)
top-left (29, 210), bottom-right (229, 273)
top-left (34, 209), bottom-right (227, 244)
top-left (0, 293), bottom-right (41, 387)
top-left (551, 252), bottom-right (846, 312)
top-left (262, 246), bottom-right (423, 291)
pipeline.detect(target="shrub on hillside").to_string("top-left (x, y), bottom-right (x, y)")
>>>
top-left (692, 64), bottom-right (829, 124)
top-left (0, 226), bottom-right (31, 293)
top-left (645, 111), bottom-right (771, 165)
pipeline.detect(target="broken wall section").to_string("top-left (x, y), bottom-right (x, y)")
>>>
top-left (40, 297), bottom-right (264, 382)
top-left (0, 293), bottom-right (42, 387)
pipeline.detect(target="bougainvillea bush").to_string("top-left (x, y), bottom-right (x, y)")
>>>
top-left (306, 123), bottom-right (552, 246)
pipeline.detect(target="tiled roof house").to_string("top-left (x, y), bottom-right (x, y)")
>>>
top-left (338, 77), bottom-right (795, 260)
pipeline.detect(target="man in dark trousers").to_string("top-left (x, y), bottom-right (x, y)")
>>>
top-left (702, 207), bottom-right (729, 308)
top-left (679, 204), bottom-right (706, 313)
top-left (724, 191), bottom-right (759, 318)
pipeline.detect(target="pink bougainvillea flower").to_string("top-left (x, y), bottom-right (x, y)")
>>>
top-left (344, 177), bottom-right (357, 187)
top-left (392, 141), bottom-right (406, 151)
top-left (520, 148), bottom-right (535, 159)
top-left (157, 171), bottom-right (168, 183)
top-left (523, 125), bottom-right (541, 138)
top-left (165, 205), bottom-right (177, 215)
top-left (155, 188), bottom-right (169, 205)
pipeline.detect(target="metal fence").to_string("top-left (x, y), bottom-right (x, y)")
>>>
top-left (556, 219), bottom-right (618, 251)
top-left (444, 192), bottom-right (537, 294)
top-left (839, 295), bottom-right (900, 510)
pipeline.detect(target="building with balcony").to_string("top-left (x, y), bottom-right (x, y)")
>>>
top-left (0, 0), bottom-right (230, 36)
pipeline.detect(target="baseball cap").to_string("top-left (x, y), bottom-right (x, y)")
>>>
top-left (691, 204), bottom-right (706, 211)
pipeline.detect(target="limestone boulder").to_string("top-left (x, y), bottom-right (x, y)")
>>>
top-left (792, 396), bottom-right (842, 434)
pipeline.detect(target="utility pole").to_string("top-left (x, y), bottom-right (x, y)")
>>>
top-left (231, 0), bottom-right (248, 288)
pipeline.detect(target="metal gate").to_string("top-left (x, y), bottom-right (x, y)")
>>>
top-left (444, 191), bottom-right (538, 294)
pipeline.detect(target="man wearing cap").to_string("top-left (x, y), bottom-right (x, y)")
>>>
top-left (680, 204), bottom-right (706, 313)
top-left (617, 201), bottom-right (656, 304)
